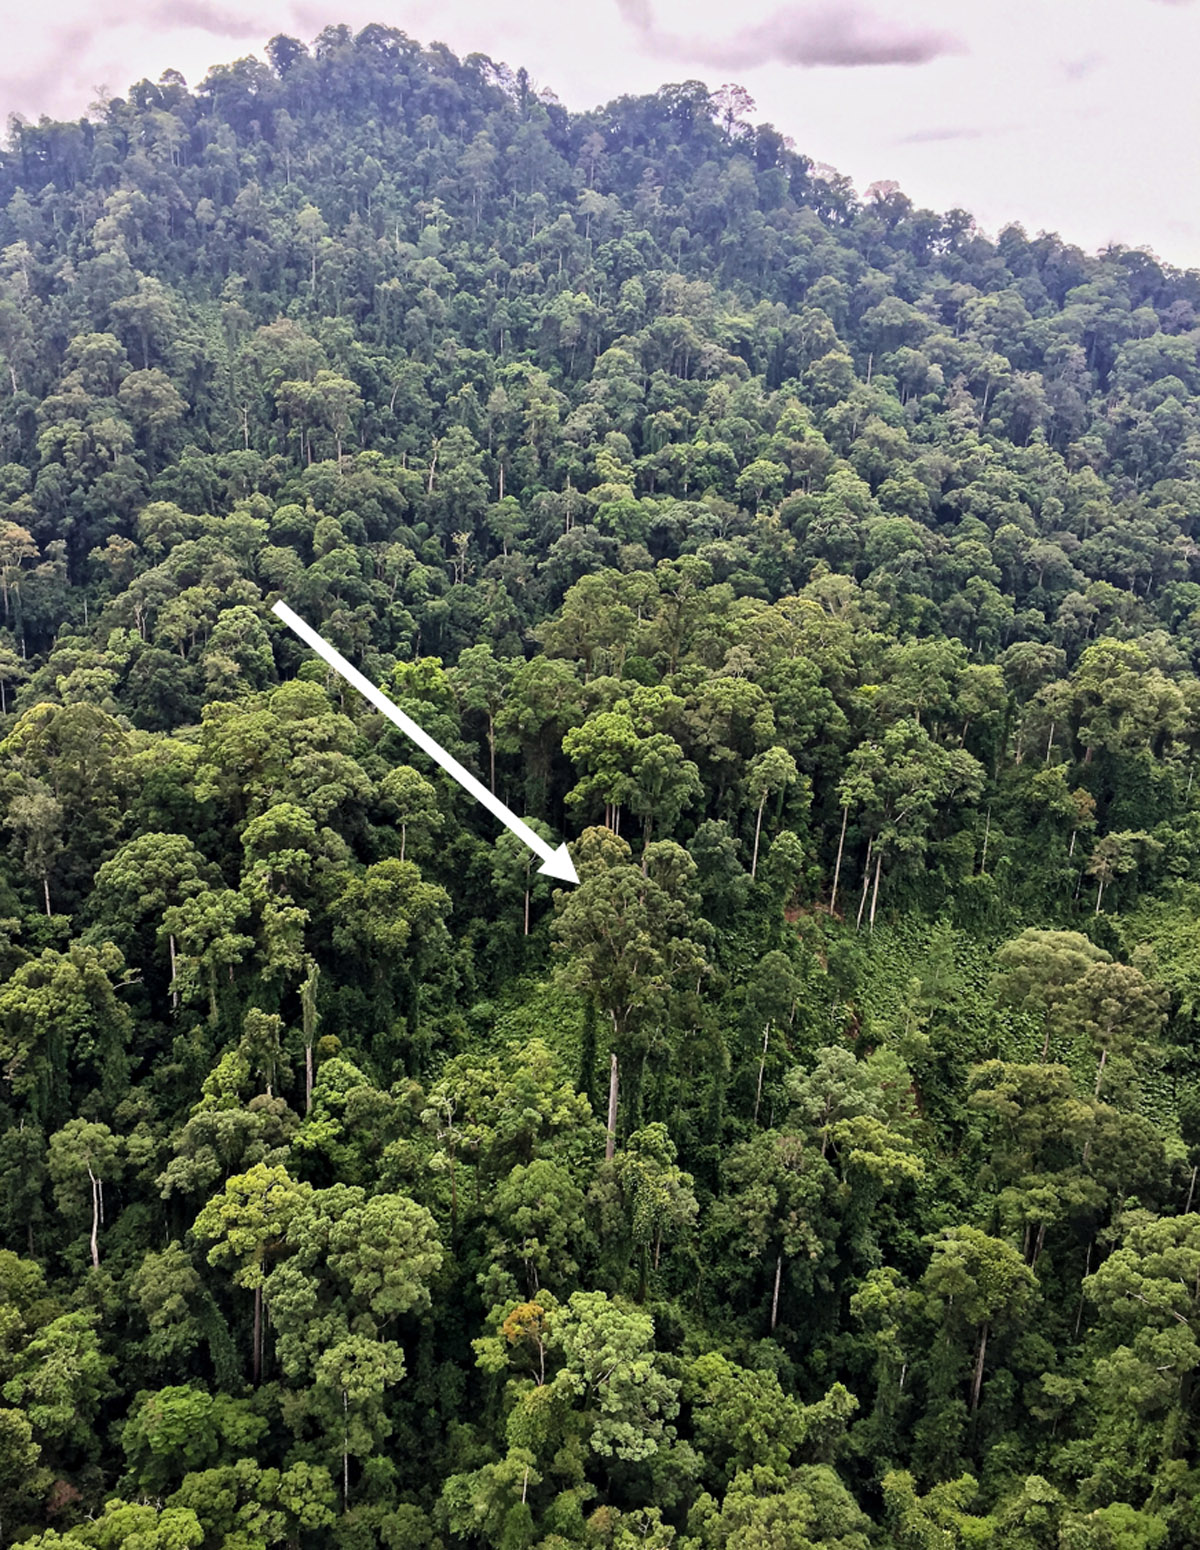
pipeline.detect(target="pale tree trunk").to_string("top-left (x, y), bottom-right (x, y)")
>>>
top-left (856, 838), bottom-right (873, 930)
top-left (753, 1023), bottom-right (770, 1125)
top-left (868, 847), bottom-right (883, 931)
top-left (342, 1389), bottom-right (350, 1512)
top-left (524, 885), bottom-right (531, 937)
top-left (1187, 1165), bottom-right (1198, 1215)
top-left (1094, 1045), bottom-right (1108, 1098)
top-left (970, 1320), bottom-right (989, 1414)
top-left (43, 877), bottom-right (51, 918)
top-left (770, 1253), bottom-right (783, 1333)
top-left (305, 1043), bottom-right (314, 1115)
top-left (87, 1166), bottom-right (100, 1270)
top-left (605, 1052), bottom-right (619, 1162)
top-left (253, 1285), bottom-right (262, 1385)
top-left (830, 804), bottom-right (849, 915)
top-left (751, 790), bottom-right (767, 879)
top-left (169, 932), bottom-right (179, 1011)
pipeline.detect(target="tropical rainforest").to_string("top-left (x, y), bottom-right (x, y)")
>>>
top-left (2, 21), bottom-right (1200, 1549)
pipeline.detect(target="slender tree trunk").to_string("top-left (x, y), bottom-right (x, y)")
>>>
top-left (342, 1390), bottom-right (350, 1511)
top-left (1094, 1045), bottom-right (1109, 1098)
top-left (753, 1023), bottom-right (770, 1125)
top-left (400, 822), bottom-right (407, 863)
top-left (87, 1167), bottom-right (100, 1270)
top-left (605, 1051), bottom-right (619, 1162)
top-left (980, 806), bottom-right (992, 873)
top-left (770, 1252), bottom-right (783, 1333)
top-left (1095, 876), bottom-right (1105, 915)
top-left (43, 877), bottom-right (50, 918)
top-left (751, 790), bottom-right (767, 879)
top-left (524, 885), bottom-right (530, 936)
top-left (970, 1320), bottom-right (989, 1414)
top-left (1074, 1241), bottom-right (1092, 1337)
top-left (830, 804), bottom-right (848, 915)
top-left (169, 932), bottom-right (179, 1011)
top-left (868, 847), bottom-right (883, 930)
top-left (253, 1285), bottom-right (262, 1385)
top-left (1187, 1165), bottom-right (1198, 1214)
top-left (856, 838), bottom-right (873, 930)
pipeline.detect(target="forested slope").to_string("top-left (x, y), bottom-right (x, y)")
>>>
top-left (2, 21), bottom-right (1200, 1547)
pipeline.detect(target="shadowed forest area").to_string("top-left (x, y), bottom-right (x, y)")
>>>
top-left (2, 21), bottom-right (1200, 1547)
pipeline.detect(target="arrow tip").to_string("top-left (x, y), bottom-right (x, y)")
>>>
top-left (538, 842), bottom-right (579, 886)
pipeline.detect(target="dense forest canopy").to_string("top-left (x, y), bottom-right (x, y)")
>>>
top-left (2, 19), bottom-right (1200, 1548)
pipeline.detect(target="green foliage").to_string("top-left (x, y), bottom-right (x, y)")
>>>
top-left (1, 23), bottom-right (1200, 1546)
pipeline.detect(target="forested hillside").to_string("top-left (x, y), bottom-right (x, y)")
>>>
top-left (3, 21), bottom-right (1200, 1547)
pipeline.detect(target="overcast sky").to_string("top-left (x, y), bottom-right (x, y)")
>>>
top-left (4, 0), bottom-right (1199, 269)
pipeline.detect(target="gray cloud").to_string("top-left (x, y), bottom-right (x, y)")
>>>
top-left (896, 126), bottom-right (990, 144)
top-left (615, 0), bottom-right (964, 69)
top-left (154, 0), bottom-right (267, 37)
top-left (1061, 52), bottom-right (1103, 80)
top-left (0, 1), bottom-right (309, 122)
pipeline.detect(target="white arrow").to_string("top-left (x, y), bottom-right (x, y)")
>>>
top-left (271, 600), bottom-right (579, 885)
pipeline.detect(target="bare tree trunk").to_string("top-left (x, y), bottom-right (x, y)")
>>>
top-left (770, 1253), bottom-right (782, 1333)
top-left (524, 886), bottom-right (530, 937)
top-left (43, 877), bottom-right (51, 918)
top-left (1187, 1165), bottom-right (1198, 1215)
top-left (856, 838), bottom-right (873, 930)
top-left (1094, 1046), bottom-right (1108, 1098)
top-left (87, 1167), bottom-right (100, 1270)
top-left (970, 1320), bottom-right (989, 1413)
top-left (305, 1043), bottom-right (314, 1115)
top-left (343, 1390), bottom-right (350, 1511)
top-left (753, 1023), bottom-right (770, 1125)
top-left (751, 791), bottom-right (767, 879)
top-left (868, 847), bottom-right (883, 930)
top-left (830, 804), bottom-right (849, 915)
top-left (253, 1285), bottom-right (262, 1385)
top-left (980, 806), bottom-right (991, 873)
top-left (169, 932), bottom-right (179, 1011)
top-left (605, 1052), bottom-right (619, 1162)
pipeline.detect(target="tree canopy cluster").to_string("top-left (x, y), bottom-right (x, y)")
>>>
top-left (2, 20), bottom-right (1200, 1549)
